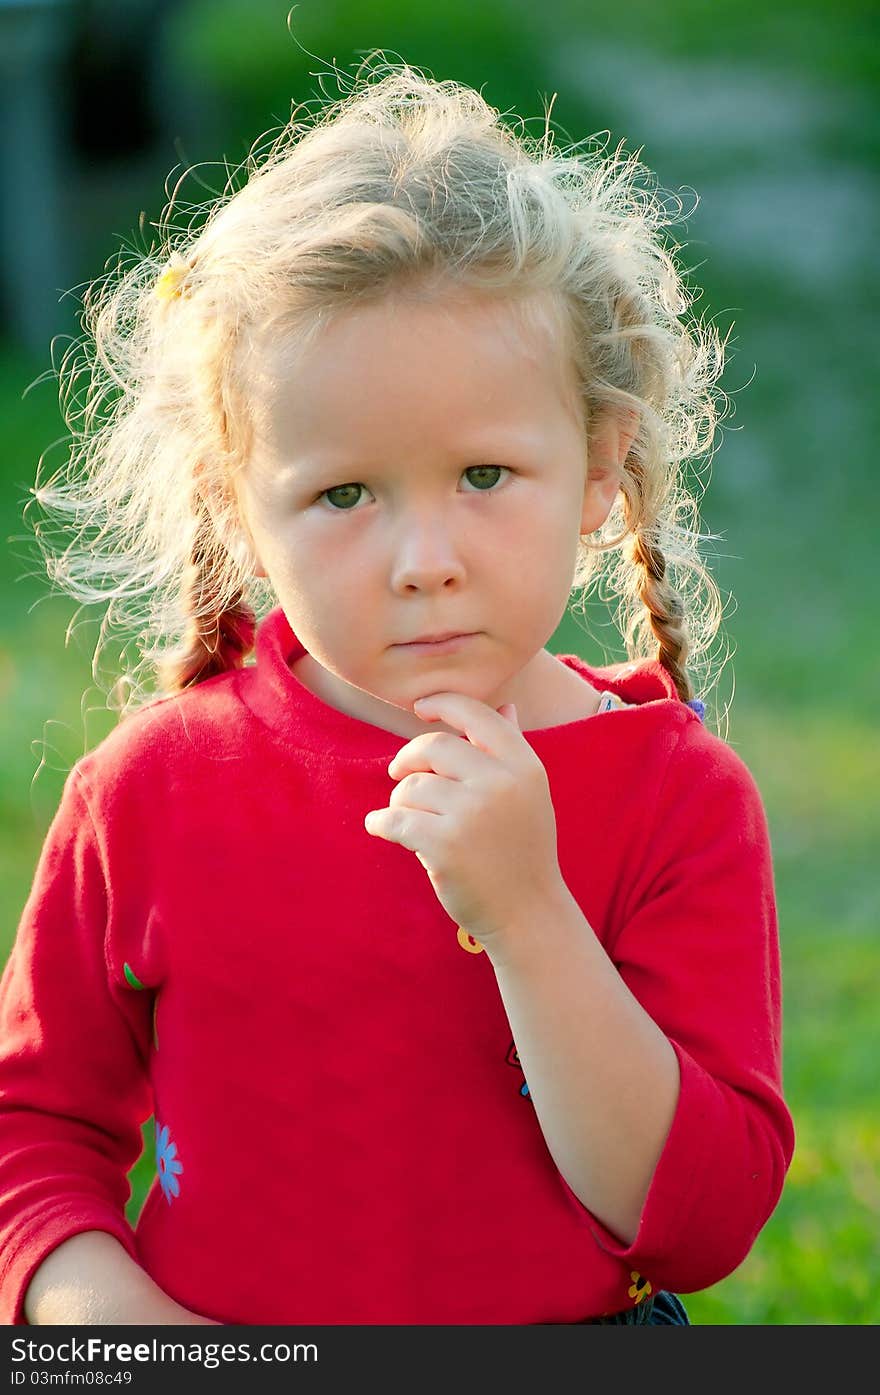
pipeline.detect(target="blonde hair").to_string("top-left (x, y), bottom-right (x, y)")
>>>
top-left (27, 53), bottom-right (733, 728)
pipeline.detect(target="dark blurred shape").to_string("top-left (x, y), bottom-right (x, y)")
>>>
top-left (0, 0), bottom-right (185, 353)
top-left (0, 0), bottom-right (74, 353)
top-left (66, 0), bottom-right (176, 158)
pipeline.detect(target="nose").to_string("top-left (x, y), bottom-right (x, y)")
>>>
top-left (389, 510), bottom-right (467, 593)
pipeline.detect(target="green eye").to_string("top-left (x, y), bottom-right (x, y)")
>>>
top-left (323, 483), bottom-right (364, 510)
top-left (464, 465), bottom-right (504, 490)
top-left (320, 465), bottom-right (508, 510)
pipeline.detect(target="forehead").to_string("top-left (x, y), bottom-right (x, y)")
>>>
top-left (245, 287), bottom-right (584, 459)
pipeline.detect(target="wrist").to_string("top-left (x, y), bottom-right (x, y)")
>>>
top-left (477, 876), bottom-right (580, 970)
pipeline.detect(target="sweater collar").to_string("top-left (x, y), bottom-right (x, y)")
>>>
top-left (241, 605), bottom-right (685, 760)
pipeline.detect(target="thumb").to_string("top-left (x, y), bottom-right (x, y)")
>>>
top-left (497, 702), bottom-right (519, 727)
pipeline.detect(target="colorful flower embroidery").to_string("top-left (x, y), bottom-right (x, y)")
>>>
top-left (628, 1271), bottom-right (653, 1304)
top-left (155, 1121), bottom-right (183, 1203)
top-left (457, 926), bottom-right (484, 954)
top-left (506, 1039), bottom-right (532, 1102)
top-left (123, 962), bottom-right (144, 990)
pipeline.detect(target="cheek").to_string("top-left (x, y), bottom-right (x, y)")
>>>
top-left (271, 539), bottom-right (369, 627)
top-left (502, 490), bottom-right (579, 562)
top-left (504, 501), bottom-right (581, 602)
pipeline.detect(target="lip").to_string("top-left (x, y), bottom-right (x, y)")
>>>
top-left (394, 632), bottom-right (477, 654)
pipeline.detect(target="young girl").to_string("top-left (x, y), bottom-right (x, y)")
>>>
top-left (0, 59), bottom-right (794, 1326)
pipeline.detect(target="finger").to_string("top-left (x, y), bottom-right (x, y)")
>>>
top-left (387, 770), bottom-right (460, 815)
top-left (387, 730), bottom-right (496, 783)
top-left (363, 804), bottom-right (444, 852)
top-left (412, 692), bottom-right (523, 759)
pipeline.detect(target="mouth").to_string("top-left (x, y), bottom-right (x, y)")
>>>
top-left (393, 633), bottom-right (478, 654)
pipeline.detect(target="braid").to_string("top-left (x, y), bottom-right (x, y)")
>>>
top-left (629, 529), bottom-right (694, 702)
top-left (618, 460), bottom-right (694, 704)
top-left (156, 488), bottom-right (256, 694)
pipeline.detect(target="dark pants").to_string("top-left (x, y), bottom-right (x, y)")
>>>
top-left (589, 1291), bottom-right (690, 1325)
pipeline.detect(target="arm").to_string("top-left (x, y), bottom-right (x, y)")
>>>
top-left (0, 769), bottom-right (165, 1323)
top-left (486, 727), bottom-right (794, 1294)
top-left (24, 1231), bottom-right (219, 1325)
top-left (487, 880), bottom-right (680, 1245)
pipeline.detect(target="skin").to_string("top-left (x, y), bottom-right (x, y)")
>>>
top-left (227, 285), bottom-right (636, 743)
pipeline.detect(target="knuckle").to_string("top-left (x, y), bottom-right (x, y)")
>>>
top-left (401, 771), bottom-right (426, 798)
top-left (389, 778), bottom-right (416, 807)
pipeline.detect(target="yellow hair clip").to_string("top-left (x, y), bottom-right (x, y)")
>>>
top-left (154, 255), bottom-right (195, 303)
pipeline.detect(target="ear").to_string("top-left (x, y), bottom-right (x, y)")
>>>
top-left (580, 406), bottom-right (639, 535)
top-left (235, 528), bottom-right (268, 580)
top-left (194, 465), bottom-right (268, 579)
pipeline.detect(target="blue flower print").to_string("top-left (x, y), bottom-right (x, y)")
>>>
top-left (155, 1120), bottom-right (183, 1203)
top-left (506, 1039), bottom-right (534, 1105)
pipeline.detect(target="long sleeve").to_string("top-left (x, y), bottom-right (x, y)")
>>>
top-left (559, 720), bottom-right (795, 1294)
top-left (0, 767), bottom-right (154, 1324)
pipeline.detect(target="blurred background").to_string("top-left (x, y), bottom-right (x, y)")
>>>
top-left (1, 0), bottom-right (878, 1324)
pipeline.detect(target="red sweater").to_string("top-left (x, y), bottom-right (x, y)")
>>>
top-left (0, 606), bottom-right (794, 1324)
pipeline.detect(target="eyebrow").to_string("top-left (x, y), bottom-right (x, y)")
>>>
top-left (289, 430), bottom-right (546, 476)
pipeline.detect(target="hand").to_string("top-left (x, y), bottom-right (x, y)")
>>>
top-left (364, 693), bottom-right (566, 948)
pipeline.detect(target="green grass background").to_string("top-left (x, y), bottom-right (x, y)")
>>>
top-left (2, 0), bottom-right (878, 1324)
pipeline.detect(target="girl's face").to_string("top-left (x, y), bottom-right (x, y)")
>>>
top-left (232, 287), bottom-right (625, 737)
